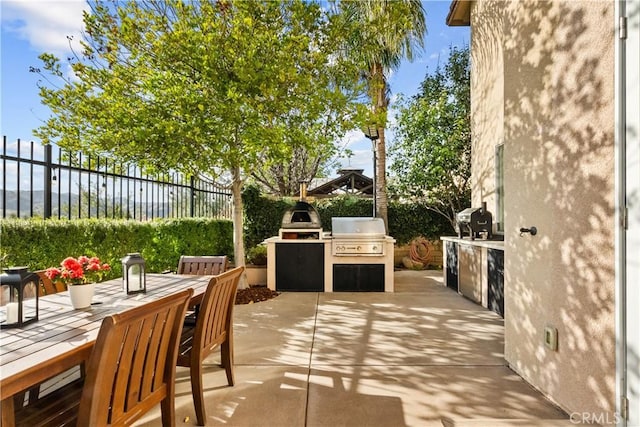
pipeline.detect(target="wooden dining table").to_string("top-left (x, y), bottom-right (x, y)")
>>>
top-left (0, 273), bottom-right (213, 427)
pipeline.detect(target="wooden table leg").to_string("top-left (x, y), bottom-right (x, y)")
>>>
top-left (1, 397), bottom-right (15, 427)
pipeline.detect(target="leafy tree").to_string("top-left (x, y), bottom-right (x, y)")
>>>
top-left (334, 0), bottom-right (426, 231)
top-left (389, 45), bottom-right (471, 230)
top-left (32, 0), bottom-right (362, 283)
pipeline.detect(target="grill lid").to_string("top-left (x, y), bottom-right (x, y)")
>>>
top-left (331, 217), bottom-right (386, 238)
top-left (456, 202), bottom-right (493, 240)
top-left (457, 207), bottom-right (481, 223)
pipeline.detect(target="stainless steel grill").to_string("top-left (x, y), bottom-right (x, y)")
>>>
top-left (331, 217), bottom-right (387, 256)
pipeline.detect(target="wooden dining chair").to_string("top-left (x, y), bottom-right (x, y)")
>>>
top-left (35, 270), bottom-right (66, 296)
top-left (15, 288), bottom-right (193, 427)
top-left (177, 255), bottom-right (228, 275)
top-left (176, 266), bottom-right (244, 426)
top-left (176, 255), bottom-right (229, 323)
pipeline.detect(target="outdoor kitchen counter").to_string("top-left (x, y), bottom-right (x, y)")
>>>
top-left (440, 236), bottom-right (505, 250)
top-left (264, 236), bottom-right (396, 293)
top-left (440, 236), bottom-right (505, 317)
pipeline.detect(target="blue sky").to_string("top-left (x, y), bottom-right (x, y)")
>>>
top-left (1, 0), bottom-right (469, 177)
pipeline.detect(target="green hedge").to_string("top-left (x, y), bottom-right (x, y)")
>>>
top-left (1, 218), bottom-right (233, 277)
top-left (315, 195), bottom-right (373, 226)
top-left (1, 188), bottom-right (452, 275)
top-left (387, 201), bottom-right (452, 245)
top-left (242, 185), bottom-right (291, 249)
top-left (242, 185), bottom-right (452, 247)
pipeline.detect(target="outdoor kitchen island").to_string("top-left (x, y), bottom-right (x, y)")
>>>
top-left (441, 236), bottom-right (505, 317)
top-left (265, 217), bottom-right (396, 292)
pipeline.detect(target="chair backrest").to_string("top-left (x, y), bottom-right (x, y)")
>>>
top-left (76, 288), bottom-right (193, 427)
top-left (177, 255), bottom-right (228, 275)
top-left (35, 270), bottom-right (67, 296)
top-left (189, 266), bottom-right (243, 360)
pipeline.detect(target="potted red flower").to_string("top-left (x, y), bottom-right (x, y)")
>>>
top-left (45, 256), bottom-right (110, 309)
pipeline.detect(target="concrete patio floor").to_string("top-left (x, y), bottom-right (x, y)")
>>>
top-left (136, 269), bottom-right (571, 427)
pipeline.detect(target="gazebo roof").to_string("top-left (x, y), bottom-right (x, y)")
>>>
top-left (307, 168), bottom-right (373, 197)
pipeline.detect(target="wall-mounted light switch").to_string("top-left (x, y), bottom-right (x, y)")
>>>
top-left (544, 325), bottom-right (558, 351)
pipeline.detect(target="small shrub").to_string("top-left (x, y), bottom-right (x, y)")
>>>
top-left (246, 245), bottom-right (267, 266)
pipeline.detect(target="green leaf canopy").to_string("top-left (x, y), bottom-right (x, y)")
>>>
top-left (389, 45), bottom-right (471, 229)
top-left (35, 0), bottom-right (361, 179)
top-left (33, 0), bottom-right (364, 278)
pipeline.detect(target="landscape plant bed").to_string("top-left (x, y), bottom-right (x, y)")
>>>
top-left (235, 285), bottom-right (280, 305)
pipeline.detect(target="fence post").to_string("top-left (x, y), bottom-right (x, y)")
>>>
top-left (44, 144), bottom-right (52, 219)
top-left (190, 176), bottom-right (196, 217)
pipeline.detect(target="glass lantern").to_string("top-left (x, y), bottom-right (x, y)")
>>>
top-left (1, 267), bottom-right (39, 329)
top-left (122, 253), bottom-right (146, 295)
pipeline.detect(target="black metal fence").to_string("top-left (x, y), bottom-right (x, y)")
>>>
top-left (1, 136), bottom-right (232, 220)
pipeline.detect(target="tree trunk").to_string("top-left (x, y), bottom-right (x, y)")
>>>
top-left (376, 127), bottom-right (389, 231)
top-left (231, 164), bottom-right (248, 289)
top-left (371, 61), bottom-right (389, 231)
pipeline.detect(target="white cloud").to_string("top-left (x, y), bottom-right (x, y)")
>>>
top-left (331, 130), bottom-right (371, 176)
top-left (341, 129), bottom-right (364, 149)
top-left (4, 137), bottom-right (45, 157)
top-left (387, 68), bottom-right (395, 80)
top-left (2, 0), bottom-right (88, 54)
top-left (331, 127), bottom-right (401, 178)
top-left (3, 138), bottom-right (48, 190)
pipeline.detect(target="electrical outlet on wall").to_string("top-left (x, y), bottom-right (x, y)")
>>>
top-left (544, 325), bottom-right (558, 351)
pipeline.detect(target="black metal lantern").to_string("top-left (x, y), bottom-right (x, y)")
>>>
top-left (122, 253), bottom-right (146, 294)
top-left (1, 267), bottom-right (39, 329)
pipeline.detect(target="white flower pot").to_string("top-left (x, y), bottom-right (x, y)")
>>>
top-left (68, 283), bottom-right (95, 309)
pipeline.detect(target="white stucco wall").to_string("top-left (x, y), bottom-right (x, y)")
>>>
top-left (470, 0), bottom-right (616, 416)
top-left (470, 0), bottom-right (504, 216)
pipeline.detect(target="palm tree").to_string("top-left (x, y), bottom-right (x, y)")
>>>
top-left (338, 0), bottom-right (426, 230)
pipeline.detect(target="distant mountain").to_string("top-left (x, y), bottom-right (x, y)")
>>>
top-left (3, 190), bottom-right (46, 217)
top-left (2, 190), bottom-right (178, 219)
